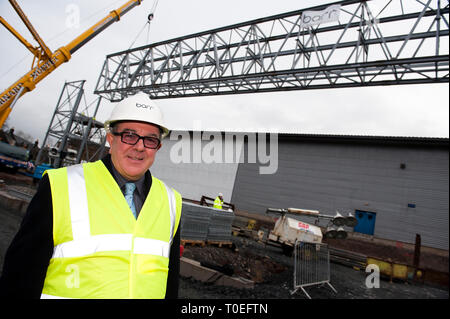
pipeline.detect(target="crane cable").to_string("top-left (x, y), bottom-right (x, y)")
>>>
top-left (128, 0), bottom-right (159, 49)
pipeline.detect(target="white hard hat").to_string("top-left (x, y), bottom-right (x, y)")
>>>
top-left (104, 92), bottom-right (169, 138)
top-left (218, 193), bottom-right (223, 197)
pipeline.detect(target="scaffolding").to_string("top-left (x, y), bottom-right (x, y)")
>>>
top-left (35, 80), bottom-right (106, 168)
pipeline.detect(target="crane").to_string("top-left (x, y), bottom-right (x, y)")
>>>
top-left (0, 0), bottom-right (144, 128)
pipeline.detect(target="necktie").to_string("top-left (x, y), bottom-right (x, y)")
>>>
top-left (124, 182), bottom-right (137, 219)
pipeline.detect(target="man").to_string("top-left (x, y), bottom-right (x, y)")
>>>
top-left (213, 193), bottom-right (224, 210)
top-left (6, 127), bottom-right (16, 145)
top-left (29, 139), bottom-right (39, 162)
top-left (0, 93), bottom-right (182, 299)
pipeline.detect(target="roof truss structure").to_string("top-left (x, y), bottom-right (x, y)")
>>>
top-left (94, 0), bottom-right (449, 101)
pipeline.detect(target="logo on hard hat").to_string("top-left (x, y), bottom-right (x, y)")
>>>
top-left (136, 102), bottom-right (153, 110)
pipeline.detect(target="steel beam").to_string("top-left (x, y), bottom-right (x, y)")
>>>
top-left (36, 80), bottom-right (106, 167)
top-left (94, 0), bottom-right (449, 101)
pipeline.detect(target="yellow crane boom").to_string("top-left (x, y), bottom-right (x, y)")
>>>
top-left (0, 0), bottom-right (143, 128)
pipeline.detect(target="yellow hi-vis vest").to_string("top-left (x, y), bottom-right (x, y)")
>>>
top-left (40, 160), bottom-right (182, 299)
top-left (213, 196), bottom-right (223, 209)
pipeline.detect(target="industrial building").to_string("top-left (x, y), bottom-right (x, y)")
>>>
top-left (152, 131), bottom-right (449, 251)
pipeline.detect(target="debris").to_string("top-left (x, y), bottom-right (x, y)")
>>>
top-left (182, 242), bottom-right (286, 284)
top-left (180, 257), bottom-right (254, 289)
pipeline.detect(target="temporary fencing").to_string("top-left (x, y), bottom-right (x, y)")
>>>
top-left (291, 241), bottom-right (337, 299)
top-left (207, 209), bottom-right (235, 241)
top-left (180, 202), bottom-right (211, 241)
top-left (181, 201), bottom-right (234, 242)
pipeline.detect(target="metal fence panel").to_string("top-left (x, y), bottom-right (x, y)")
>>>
top-left (181, 202), bottom-right (235, 242)
top-left (291, 241), bottom-right (337, 299)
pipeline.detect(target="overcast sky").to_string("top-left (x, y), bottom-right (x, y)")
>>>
top-left (1, 0), bottom-right (448, 145)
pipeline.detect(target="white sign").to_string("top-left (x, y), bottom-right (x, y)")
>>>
top-left (300, 4), bottom-right (341, 28)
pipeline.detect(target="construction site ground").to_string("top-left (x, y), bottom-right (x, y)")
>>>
top-left (0, 170), bottom-right (448, 299)
top-left (179, 236), bottom-right (448, 299)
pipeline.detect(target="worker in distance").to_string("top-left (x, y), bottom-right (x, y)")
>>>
top-left (214, 192), bottom-right (224, 209)
top-left (0, 92), bottom-right (182, 299)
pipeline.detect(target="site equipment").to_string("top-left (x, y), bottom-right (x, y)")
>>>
top-left (266, 208), bottom-right (341, 297)
top-left (0, 0), bottom-right (144, 128)
top-left (266, 207), bottom-right (357, 255)
top-left (32, 162), bottom-right (53, 182)
top-left (0, 140), bottom-right (33, 173)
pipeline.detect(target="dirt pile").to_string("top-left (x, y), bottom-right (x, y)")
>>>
top-left (183, 244), bottom-right (286, 283)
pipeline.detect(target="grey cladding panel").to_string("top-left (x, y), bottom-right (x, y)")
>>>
top-left (231, 140), bottom-right (449, 249)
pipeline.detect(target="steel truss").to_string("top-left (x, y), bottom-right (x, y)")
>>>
top-left (94, 0), bottom-right (449, 101)
top-left (36, 80), bottom-right (106, 168)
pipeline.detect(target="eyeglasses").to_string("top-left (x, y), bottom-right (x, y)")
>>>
top-left (112, 131), bottom-right (161, 149)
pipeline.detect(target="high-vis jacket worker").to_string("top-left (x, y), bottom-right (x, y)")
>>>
top-left (0, 93), bottom-right (182, 299)
top-left (213, 193), bottom-right (224, 209)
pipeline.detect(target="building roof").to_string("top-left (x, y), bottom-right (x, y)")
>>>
top-left (276, 132), bottom-right (449, 147)
top-left (169, 129), bottom-right (449, 148)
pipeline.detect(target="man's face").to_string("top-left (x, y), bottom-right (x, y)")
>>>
top-left (107, 121), bottom-right (162, 181)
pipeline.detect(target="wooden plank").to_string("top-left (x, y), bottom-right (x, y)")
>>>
top-left (207, 240), bottom-right (233, 248)
top-left (181, 239), bottom-right (206, 247)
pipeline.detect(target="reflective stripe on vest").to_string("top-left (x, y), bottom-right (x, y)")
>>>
top-left (41, 162), bottom-right (181, 299)
top-left (51, 234), bottom-right (170, 258)
top-left (67, 164), bottom-right (90, 240)
top-left (163, 181), bottom-right (177, 245)
top-left (52, 164), bottom-right (175, 259)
